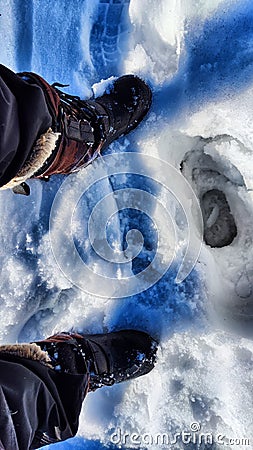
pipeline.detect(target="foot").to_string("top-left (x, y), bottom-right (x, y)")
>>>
top-left (19, 72), bottom-right (152, 179)
top-left (35, 329), bottom-right (158, 391)
top-left (54, 74), bottom-right (152, 149)
top-left (91, 75), bottom-right (152, 147)
top-left (80, 329), bottom-right (157, 390)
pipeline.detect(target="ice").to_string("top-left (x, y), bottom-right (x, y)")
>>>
top-left (0, 0), bottom-right (253, 449)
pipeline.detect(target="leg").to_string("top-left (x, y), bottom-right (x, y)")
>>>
top-left (0, 64), bottom-right (52, 190)
top-left (0, 355), bottom-right (88, 449)
top-left (0, 329), bottom-right (157, 448)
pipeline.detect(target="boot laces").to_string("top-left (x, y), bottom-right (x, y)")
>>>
top-left (52, 83), bottom-right (108, 142)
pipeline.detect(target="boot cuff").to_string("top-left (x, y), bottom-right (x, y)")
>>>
top-left (0, 128), bottom-right (60, 191)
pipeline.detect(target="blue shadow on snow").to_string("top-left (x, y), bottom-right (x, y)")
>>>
top-left (154, 0), bottom-right (253, 119)
top-left (44, 436), bottom-right (128, 450)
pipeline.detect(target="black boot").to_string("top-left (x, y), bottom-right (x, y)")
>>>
top-left (87, 75), bottom-right (152, 147)
top-left (35, 330), bottom-right (158, 391)
top-left (80, 329), bottom-right (157, 390)
top-left (54, 74), bottom-right (152, 150)
top-left (15, 72), bottom-right (152, 183)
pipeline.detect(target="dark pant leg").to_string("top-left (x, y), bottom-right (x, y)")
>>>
top-left (0, 75), bottom-right (20, 179)
top-left (0, 356), bottom-right (89, 449)
top-left (0, 64), bottom-right (52, 187)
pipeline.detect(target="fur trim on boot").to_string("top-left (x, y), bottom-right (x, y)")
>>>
top-left (0, 343), bottom-right (53, 367)
top-left (0, 128), bottom-right (60, 190)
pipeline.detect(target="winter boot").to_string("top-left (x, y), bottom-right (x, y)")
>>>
top-left (35, 330), bottom-right (158, 391)
top-left (86, 75), bottom-right (152, 148)
top-left (0, 68), bottom-right (152, 195)
top-left (16, 72), bottom-right (152, 182)
top-left (54, 74), bottom-right (152, 148)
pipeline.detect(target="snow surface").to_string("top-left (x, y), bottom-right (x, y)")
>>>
top-left (1, 0), bottom-right (253, 449)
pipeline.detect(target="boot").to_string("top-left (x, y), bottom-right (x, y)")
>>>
top-left (54, 74), bottom-right (152, 149)
top-left (35, 330), bottom-right (158, 391)
top-left (3, 71), bottom-right (152, 195)
top-left (86, 75), bottom-right (152, 147)
top-left (17, 72), bottom-right (152, 181)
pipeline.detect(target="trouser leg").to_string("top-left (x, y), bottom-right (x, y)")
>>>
top-left (0, 65), bottom-right (52, 188)
top-left (0, 356), bottom-right (88, 449)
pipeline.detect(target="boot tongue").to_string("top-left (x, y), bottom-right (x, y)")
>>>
top-left (83, 339), bottom-right (111, 375)
top-left (84, 100), bottom-right (111, 142)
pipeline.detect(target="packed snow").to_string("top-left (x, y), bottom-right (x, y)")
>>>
top-left (0, 0), bottom-right (253, 449)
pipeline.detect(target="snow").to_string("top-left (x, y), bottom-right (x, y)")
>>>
top-left (0, 0), bottom-right (253, 449)
top-left (92, 77), bottom-right (117, 98)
